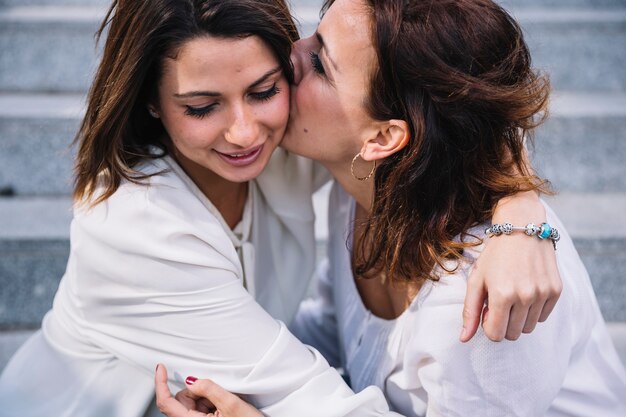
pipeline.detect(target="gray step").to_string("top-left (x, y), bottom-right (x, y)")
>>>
top-left (531, 92), bottom-right (626, 193)
top-left (2, 91), bottom-right (624, 196)
top-left (0, 94), bottom-right (81, 195)
top-left (1, 5), bottom-right (625, 93)
top-left (0, 192), bottom-right (625, 329)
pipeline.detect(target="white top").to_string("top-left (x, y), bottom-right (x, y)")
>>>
top-left (293, 181), bottom-right (626, 417)
top-left (0, 152), bottom-right (399, 417)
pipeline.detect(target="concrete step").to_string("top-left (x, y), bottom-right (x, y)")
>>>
top-left (0, 93), bottom-right (81, 195)
top-left (531, 92), bottom-right (626, 193)
top-left (0, 191), bottom-right (624, 330)
top-left (1, 91), bottom-right (624, 196)
top-left (0, 5), bottom-right (625, 93)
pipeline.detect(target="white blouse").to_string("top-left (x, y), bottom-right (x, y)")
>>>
top-left (293, 181), bottom-right (626, 417)
top-left (0, 151), bottom-right (399, 417)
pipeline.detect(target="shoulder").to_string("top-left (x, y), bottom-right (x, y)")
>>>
top-left (72, 157), bottom-right (239, 273)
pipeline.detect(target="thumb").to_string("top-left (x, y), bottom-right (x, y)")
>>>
top-left (461, 269), bottom-right (486, 342)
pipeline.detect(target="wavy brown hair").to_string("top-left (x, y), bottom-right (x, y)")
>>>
top-left (324, 0), bottom-right (551, 283)
top-left (73, 0), bottom-right (299, 205)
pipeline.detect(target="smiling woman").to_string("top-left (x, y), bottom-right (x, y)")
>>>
top-left (0, 1), bottom-right (400, 416)
top-left (0, 0), bottom-right (582, 416)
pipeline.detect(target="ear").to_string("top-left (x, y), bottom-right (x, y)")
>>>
top-left (360, 119), bottom-right (410, 162)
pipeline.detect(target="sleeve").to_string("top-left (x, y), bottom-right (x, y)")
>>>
top-left (69, 182), bottom-right (396, 417)
top-left (290, 259), bottom-right (342, 368)
top-left (406, 276), bottom-right (572, 417)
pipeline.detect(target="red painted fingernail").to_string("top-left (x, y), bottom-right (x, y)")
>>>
top-left (185, 376), bottom-right (198, 385)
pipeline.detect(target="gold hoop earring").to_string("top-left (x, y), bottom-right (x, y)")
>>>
top-left (351, 153), bottom-right (376, 181)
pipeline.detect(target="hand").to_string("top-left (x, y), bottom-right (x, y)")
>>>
top-left (460, 193), bottom-right (562, 342)
top-left (155, 364), bottom-right (264, 417)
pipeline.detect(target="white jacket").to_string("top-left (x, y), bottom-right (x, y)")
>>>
top-left (0, 150), bottom-right (397, 417)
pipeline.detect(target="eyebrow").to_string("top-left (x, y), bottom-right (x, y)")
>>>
top-left (315, 32), bottom-right (339, 72)
top-left (173, 66), bottom-right (283, 98)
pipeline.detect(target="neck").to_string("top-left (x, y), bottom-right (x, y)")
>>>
top-left (323, 159), bottom-right (374, 213)
top-left (170, 149), bottom-right (248, 229)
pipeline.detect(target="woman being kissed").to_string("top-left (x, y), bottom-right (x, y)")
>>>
top-left (0, 0), bottom-right (619, 416)
top-left (155, 0), bottom-right (626, 416)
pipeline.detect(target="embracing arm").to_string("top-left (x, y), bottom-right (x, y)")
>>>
top-left (71, 184), bottom-right (395, 417)
top-left (461, 147), bottom-right (562, 342)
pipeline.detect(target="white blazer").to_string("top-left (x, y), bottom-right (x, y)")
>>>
top-left (0, 151), bottom-right (398, 417)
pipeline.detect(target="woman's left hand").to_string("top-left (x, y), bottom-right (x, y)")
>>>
top-left (155, 364), bottom-right (264, 417)
top-left (460, 192), bottom-right (563, 343)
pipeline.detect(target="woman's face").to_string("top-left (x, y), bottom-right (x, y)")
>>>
top-left (156, 35), bottom-right (290, 184)
top-left (282, 0), bottom-right (378, 166)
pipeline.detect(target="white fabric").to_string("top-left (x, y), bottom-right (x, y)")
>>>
top-left (293, 181), bottom-right (626, 417)
top-left (0, 151), bottom-right (400, 417)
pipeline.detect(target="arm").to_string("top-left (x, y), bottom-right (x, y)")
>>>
top-left (461, 147), bottom-right (562, 342)
top-left (72, 183), bottom-right (393, 417)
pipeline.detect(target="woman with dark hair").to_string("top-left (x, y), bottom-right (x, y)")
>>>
top-left (0, 0), bottom-right (568, 416)
top-left (157, 0), bottom-right (626, 415)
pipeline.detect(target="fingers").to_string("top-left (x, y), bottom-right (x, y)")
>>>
top-left (155, 364), bottom-right (188, 416)
top-left (186, 378), bottom-right (263, 417)
top-left (175, 389), bottom-right (203, 411)
top-left (155, 364), bottom-right (206, 417)
top-left (538, 293), bottom-right (559, 323)
top-left (505, 303), bottom-right (530, 341)
top-left (460, 270), bottom-right (486, 342)
top-left (521, 301), bottom-right (544, 334)
top-left (481, 298), bottom-right (511, 342)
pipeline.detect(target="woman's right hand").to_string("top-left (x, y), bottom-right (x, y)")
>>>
top-left (155, 363), bottom-right (264, 417)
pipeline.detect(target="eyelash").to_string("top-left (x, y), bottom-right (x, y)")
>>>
top-left (184, 84), bottom-right (281, 119)
top-left (309, 52), bottom-right (326, 75)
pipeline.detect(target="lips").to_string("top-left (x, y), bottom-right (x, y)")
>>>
top-left (214, 144), bottom-right (264, 167)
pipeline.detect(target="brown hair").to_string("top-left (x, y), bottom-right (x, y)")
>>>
top-left (74, 0), bottom-right (299, 204)
top-left (325, 0), bottom-right (550, 283)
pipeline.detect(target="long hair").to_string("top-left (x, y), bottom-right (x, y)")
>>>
top-left (324, 0), bottom-right (551, 283)
top-left (73, 0), bottom-right (299, 205)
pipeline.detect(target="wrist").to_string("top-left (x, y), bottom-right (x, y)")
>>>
top-left (492, 190), bottom-right (546, 224)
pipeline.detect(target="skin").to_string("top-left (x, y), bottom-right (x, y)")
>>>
top-left (155, 0), bottom-right (562, 414)
top-left (152, 36), bottom-right (290, 228)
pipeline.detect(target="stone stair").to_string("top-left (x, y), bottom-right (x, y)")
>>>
top-left (1, 0), bottom-right (625, 369)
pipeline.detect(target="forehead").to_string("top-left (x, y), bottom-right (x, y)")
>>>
top-left (161, 35), bottom-right (278, 88)
top-left (319, 0), bottom-right (375, 73)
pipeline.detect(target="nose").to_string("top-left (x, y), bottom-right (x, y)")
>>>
top-left (225, 105), bottom-right (259, 148)
top-left (290, 35), bottom-right (315, 85)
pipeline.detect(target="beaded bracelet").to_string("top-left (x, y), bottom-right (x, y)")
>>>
top-left (485, 222), bottom-right (560, 250)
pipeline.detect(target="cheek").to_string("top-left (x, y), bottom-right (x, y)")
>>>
top-left (163, 112), bottom-right (220, 150)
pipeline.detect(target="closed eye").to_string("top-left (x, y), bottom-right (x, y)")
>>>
top-left (309, 52), bottom-right (326, 75)
top-left (185, 103), bottom-right (218, 119)
top-left (250, 84), bottom-right (280, 101)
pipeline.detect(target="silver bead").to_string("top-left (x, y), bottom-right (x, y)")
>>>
top-left (502, 223), bottom-right (513, 235)
top-left (525, 223), bottom-right (538, 236)
top-left (492, 224), bottom-right (503, 236)
top-left (550, 228), bottom-right (560, 242)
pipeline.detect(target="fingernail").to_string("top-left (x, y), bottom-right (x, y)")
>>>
top-left (155, 364), bottom-right (160, 372)
top-left (185, 376), bottom-right (198, 385)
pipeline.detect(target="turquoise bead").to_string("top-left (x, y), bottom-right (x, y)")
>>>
top-left (539, 223), bottom-right (552, 239)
